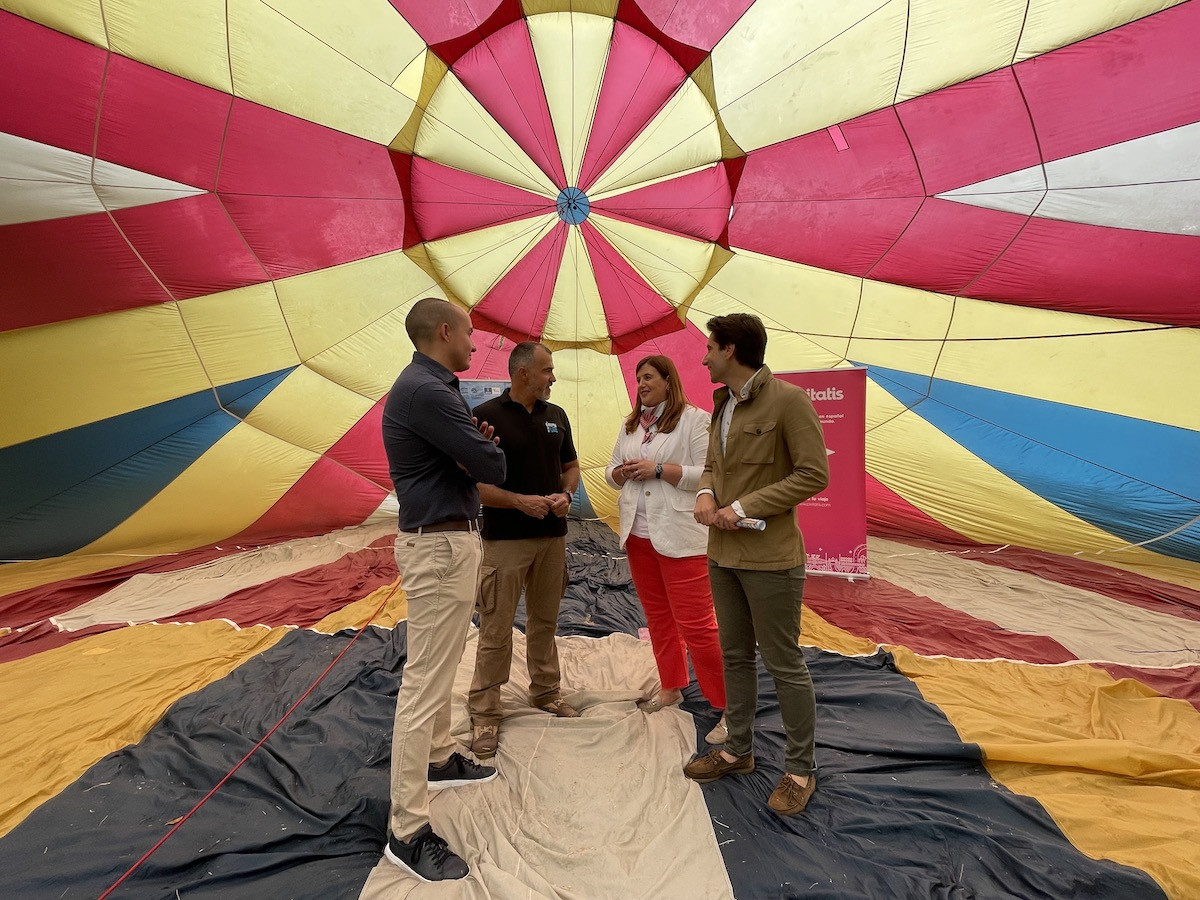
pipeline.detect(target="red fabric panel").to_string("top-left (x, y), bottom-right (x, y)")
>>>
top-left (162, 538), bottom-right (398, 629)
top-left (323, 401), bottom-right (392, 491)
top-left (896, 68), bottom-right (1041, 195)
top-left (409, 158), bottom-right (552, 242)
top-left (579, 221), bottom-right (684, 353)
top-left (578, 22), bottom-right (688, 191)
top-left (111, 194), bottom-right (266, 298)
top-left (0, 212), bottom-right (169, 331)
top-left (462, 326), bottom-right (515, 381)
top-left (98, 53), bottom-right (230, 191)
top-left (591, 164), bottom-right (731, 242)
top-left (427, 0), bottom-right (524, 66)
top-left (804, 574), bottom-right (1078, 664)
top-left (453, 21), bottom-right (566, 188)
top-left (471, 224), bottom-right (566, 341)
top-left (866, 199), bottom-right (1026, 291)
top-left (631, 0), bottom-right (756, 52)
top-left (229, 457), bottom-right (388, 546)
top-left (0, 11), bottom-right (103, 155)
top-left (1017, 0), bottom-right (1200, 163)
top-left (612, 0), bottom-right (709, 72)
top-left (1097, 664), bottom-right (1200, 712)
top-left (0, 621), bottom-right (119, 665)
top-left (220, 194), bottom-right (407, 280)
top-left (963, 218), bottom-right (1200, 326)
top-left (866, 474), bottom-right (975, 545)
top-left (217, 101), bottom-right (405, 199)
top-left (616, 322), bottom-right (712, 412)
top-left (386, 0), bottom-right (506, 47)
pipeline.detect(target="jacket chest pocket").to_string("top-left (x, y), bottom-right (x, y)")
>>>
top-left (740, 421), bottom-right (776, 464)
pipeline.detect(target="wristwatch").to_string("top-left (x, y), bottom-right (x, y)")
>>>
top-left (654, 463), bottom-right (663, 479)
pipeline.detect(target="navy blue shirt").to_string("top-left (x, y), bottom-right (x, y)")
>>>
top-left (382, 352), bottom-right (506, 530)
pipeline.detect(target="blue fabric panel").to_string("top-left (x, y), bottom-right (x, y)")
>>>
top-left (218, 369), bottom-right (292, 419)
top-left (868, 365), bottom-right (1200, 563)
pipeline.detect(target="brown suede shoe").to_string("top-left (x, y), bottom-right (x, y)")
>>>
top-left (683, 748), bottom-right (755, 783)
top-left (767, 772), bottom-right (817, 816)
top-left (537, 698), bottom-right (581, 718)
top-left (470, 723), bottom-right (498, 759)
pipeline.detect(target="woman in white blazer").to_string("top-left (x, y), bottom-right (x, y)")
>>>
top-left (605, 355), bottom-right (726, 743)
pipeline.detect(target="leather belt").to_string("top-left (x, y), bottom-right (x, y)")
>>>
top-left (400, 520), bottom-right (478, 534)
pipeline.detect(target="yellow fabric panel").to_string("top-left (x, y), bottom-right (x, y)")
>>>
top-left (273, 249), bottom-right (438, 362)
top-left (242, 365), bottom-right (373, 455)
top-left (425, 215), bottom-right (558, 310)
top-left (102, 0), bottom-right (233, 93)
top-left (589, 80), bottom-right (722, 197)
top-left (895, 0), bottom-right (1027, 101)
top-left (687, 252), bottom-right (860, 368)
top-left (390, 51), bottom-right (447, 153)
top-left (0, 0), bottom-right (107, 47)
top-left (528, 12), bottom-right (614, 186)
top-left (893, 649), bottom-right (1200, 899)
top-left (589, 213), bottom-right (714, 307)
top-left (0, 620), bottom-right (287, 838)
top-left (226, 0), bottom-right (414, 145)
top-left (257, 0), bottom-right (426, 84)
top-left (0, 303), bottom-right (210, 448)
top-left (849, 278), bottom-right (953, 377)
top-left (711, 0), bottom-right (906, 153)
top-left (942, 301), bottom-right (1200, 430)
top-left (1016, 0), bottom-right (1187, 63)
top-left (76, 421), bottom-right (318, 558)
top-left (304, 305), bottom-right (415, 402)
top-left (544, 227), bottom-right (610, 345)
top-left (417, 69), bottom-right (556, 195)
top-left (312, 578), bottom-right (407, 633)
top-left (178, 281), bottom-right (301, 390)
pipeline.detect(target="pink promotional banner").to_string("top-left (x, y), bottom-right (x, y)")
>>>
top-left (777, 367), bottom-right (869, 578)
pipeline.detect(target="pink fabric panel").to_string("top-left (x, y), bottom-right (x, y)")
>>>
top-left (579, 221), bottom-right (682, 353)
top-left (965, 218), bottom-right (1200, 326)
top-left (866, 475), bottom-right (976, 546)
top-left (470, 224), bottom-right (566, 340)
top-left (897, 68), bottom-right (1042, 195)
top-left (220, 194), bottom-right (407, 280)
top-left (631, 0), bottom-right (756, 52)
top-left (616, 323), bottom-right (711, 412)
top-left (1016, 0), bottom-right (1200, 163)
top-left (462, 327), bottom-right (515, 381)
top-left (111, 194), bottom-right (266, 299)
top-left (97, 54), bottom-right (230, 191)
top-left (0, 11), bottom-right (103, 155)
top-left (578, 22), bottom-right (688, 191)
top-left (218, 101), bottom-right (405, 199)
top-left (409, 158), bottom-right (553, 242)
top-left (867, 199), bottom-right (1026, 292)
top-left (0, 212), bottom-right (169, 331)
top-left (591, 165), bottom-right (731, 242)
top-left (323, 400), bottom-right (392, 491)
top-left (453, 21), bottom-right (566, 188)
top-left (387, 0), bottom-right (507, 48)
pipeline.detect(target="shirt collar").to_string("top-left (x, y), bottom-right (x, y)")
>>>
top-left (412, 351), bottom-right (458, 386)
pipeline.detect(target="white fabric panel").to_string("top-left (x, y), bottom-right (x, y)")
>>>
top-left (938, 122), bottom-right (1200, 234)
top-left (0, 131), bottom-right (204, 226)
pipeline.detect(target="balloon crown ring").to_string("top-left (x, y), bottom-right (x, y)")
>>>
top-left (556, 186), bottom-right (591, 225)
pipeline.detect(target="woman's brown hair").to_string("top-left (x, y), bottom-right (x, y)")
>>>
top-left (623, 355), bottom-right (690, 435)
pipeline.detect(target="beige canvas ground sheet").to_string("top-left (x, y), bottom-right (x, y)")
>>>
top-left (358, 627), bottom-right (736, 900)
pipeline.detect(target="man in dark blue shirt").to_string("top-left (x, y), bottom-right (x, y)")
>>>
top-left (380, 297), bottom-right (506, 883)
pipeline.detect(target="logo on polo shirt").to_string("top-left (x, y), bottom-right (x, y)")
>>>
top-left (545, 422), bottom-right (558, 433)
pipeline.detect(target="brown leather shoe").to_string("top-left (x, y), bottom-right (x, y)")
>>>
top-left (768, 772), bottom-right (816, 816)
top-left (537, 698), bottom-right (581, 718)
top-left (470, 723), bottom-right (498, 759)
top-left (683, 748), bottom-right (755, 783)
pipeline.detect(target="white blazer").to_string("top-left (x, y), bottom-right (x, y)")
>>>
top-left (604, 404), bottom-right (711, 558)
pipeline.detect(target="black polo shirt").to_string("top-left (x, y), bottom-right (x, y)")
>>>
top-left (476, 389), bottom-right (577, 540)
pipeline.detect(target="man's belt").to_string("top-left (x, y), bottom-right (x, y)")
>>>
top-left (400, 519), bottom-right (478, 534)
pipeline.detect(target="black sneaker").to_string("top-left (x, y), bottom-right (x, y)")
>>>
top-left (427, 751), bottom-right (497, 791)
top-left (384, 824), bottom-right (468, 882)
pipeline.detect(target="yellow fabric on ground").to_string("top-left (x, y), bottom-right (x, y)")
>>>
top-left (893, 649), bottom-right (1200, 899)
top-left (312, 578), bottom-right (408, 633)
top-left (0, 620), bottom-right (287, 838)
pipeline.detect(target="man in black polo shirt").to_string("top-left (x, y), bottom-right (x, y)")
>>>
top-left (467, 341), bottom-right (581, 759)
top-left (381, 298), bottom-right (507, 883)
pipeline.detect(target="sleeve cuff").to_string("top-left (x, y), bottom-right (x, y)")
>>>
top-left (732, 499), bottom-right (747, 517)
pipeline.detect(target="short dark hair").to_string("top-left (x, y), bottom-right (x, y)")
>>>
top-left (508, 340), bottom-right (548, 377)
top-left (706, 313), bottom-right (767, 368)
top-left (405, 297), bottom-right (456, 348)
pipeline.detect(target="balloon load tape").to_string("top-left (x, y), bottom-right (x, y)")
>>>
top-left (736, 517), bottom-right (767, 531)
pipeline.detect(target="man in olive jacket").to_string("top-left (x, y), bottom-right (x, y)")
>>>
top-left (688, 313), bottom-right (829, 817)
